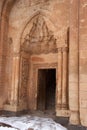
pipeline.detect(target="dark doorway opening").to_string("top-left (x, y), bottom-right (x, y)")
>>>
top-left (37, 69), bottom-right (56, 111)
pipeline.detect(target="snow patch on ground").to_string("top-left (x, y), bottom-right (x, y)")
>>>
top-left (0, 126), bottom-right (16, 130)
top-left (0, 116), bottom-right (67, 130)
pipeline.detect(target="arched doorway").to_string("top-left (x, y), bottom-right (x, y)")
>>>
top-left (3, 11), bottom-right (69, 117)
top-left (18, 13), bottom-right (69, 115)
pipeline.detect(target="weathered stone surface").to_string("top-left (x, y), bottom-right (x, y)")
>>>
top-left (0, 0), bottom-right (87, 128)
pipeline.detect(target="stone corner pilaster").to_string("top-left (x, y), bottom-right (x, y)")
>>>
top-left (69, 111), bottom-right (80, 125)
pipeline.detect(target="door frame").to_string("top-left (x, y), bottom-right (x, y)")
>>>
top-left (32, 63), bottom-right (58, 110)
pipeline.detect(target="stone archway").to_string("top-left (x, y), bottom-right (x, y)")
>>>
top-left (18, 13), bottom-right (69, 117)
top-left (0, 0), bottom-right (82, 127)
top-left (1, 1), bottom-right (69, 118)
top-left (19, 13), bottom-right (58, 111)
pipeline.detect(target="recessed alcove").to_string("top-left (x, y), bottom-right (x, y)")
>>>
top-left (37, 69), bottom-right (56, 111)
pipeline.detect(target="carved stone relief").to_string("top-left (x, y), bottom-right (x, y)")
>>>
top-left (16, 0), bottom-right (64, 8)
top-left (21, 15), bottom-right (57, 54)
top-left (16, 0), bottom-right (50, 8)
top-left (19, 58), bottom-right (29, 103)
top-left (6, 37), bottom-right (13, 104)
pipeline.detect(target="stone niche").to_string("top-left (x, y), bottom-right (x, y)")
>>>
top-left (4, 13), bottom-right (69, 117)
top-left (21, 14), bottom-right (57, 54)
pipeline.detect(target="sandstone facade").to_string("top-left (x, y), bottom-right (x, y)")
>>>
top-left (0, 0), bottom-right (87, 127)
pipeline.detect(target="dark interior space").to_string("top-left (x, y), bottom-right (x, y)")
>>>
top-left (37, 69), bottom-right (56, 111)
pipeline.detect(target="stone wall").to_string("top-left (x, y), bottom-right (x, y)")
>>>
top-left (0, 0), bottom-right (87, 128)
top-left (79, 0), bottom-right (87, 126)
top-left (4, 0), bottom-right (69, 112)
top-left (69, 0), bottom-right (80, 125)
top-left (0, 0), bottom-right (9, 109)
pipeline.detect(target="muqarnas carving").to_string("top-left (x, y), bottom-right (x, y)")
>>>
top-left (21, 15), bottom-right (57, 54)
